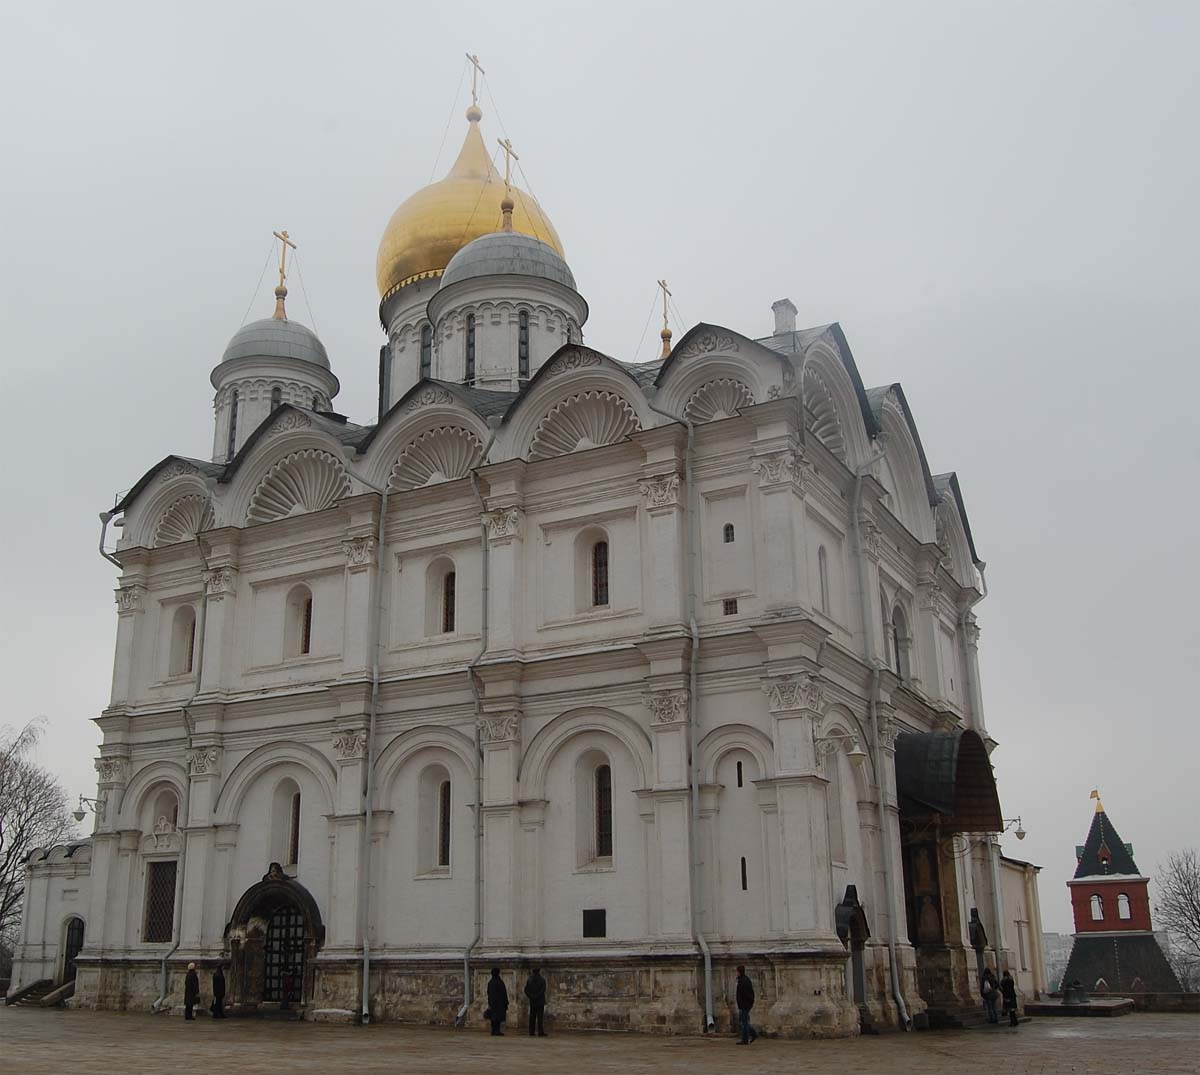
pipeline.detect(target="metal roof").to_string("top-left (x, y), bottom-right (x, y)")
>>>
top-left (894, 729), bottom-right (1002, 833)
top-left (441, 232), bottom-right (577, 292)
top-left (218, 316), bottom-right (330, 371)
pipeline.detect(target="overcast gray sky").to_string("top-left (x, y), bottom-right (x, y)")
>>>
top-left (2, 1), bottom-right (1197, 934)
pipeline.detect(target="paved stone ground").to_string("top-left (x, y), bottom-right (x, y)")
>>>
top-left (1, 1006), bottom-right (1197, 1075)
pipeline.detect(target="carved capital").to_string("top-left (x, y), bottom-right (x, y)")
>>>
top-left (964, 615), bottom-right (981, 647)
top-left (878, 716), bottom-right (903, 752)
top-left (114, 584), bottom-right (145, 614)
top-left (94, 756), bottom-right (128, 785)
top-left (638, 473), bottom-right (681, 510)
top-left (478, 713), bottom-right (520, 744)
top-left (485, 508), bottom-right (523, 542)
top-left (331, 729), bottom-right (369, 760)
top-left (751, 450), bottom-right (795, 488)
top-left (919, 579), bottom-right (943, 612)
top-left (186, 747), bottom-right (221, 776)
top-left (342, 535), bottom-right (376, 571)
top-left (645, 689), bottom-right (689, 725)
top-left (204, 566), bottom-right (238, 601)
top-left (857, 515), bottom-right (883, 561)
top-left (762, 672), bottom-right (825, 714)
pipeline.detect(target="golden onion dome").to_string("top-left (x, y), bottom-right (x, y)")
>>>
top-left (376, 107), bottom-right (564, 300)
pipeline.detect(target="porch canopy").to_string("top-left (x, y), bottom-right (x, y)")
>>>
top-left (894, 729), bottom-right (1002, 833)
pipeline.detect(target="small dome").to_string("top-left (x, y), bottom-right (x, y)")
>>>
top-left (441, 231), bottom-right (577, 292)
top-left (219, 316), bottom-right (330, 371)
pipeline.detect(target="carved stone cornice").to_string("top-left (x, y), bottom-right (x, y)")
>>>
top-left (342, 534), bottom-right (376, 572)
top-left (331, 729), bottom-right (369, 760)
top-left (638, 473), bottom-right (681, 511)
top-left (114, 584), bottom-right (145, 614)
top-left (204, 566), bottom-right (238, 601)
top-left (644, 689), bottom-right (689, 725)
top-left (94, 756), bottom-right (129, 786)
top-left (485, 508), bottom-right (523, 543)
top-left (186, 746), bottom-right (222, 776)
top-left (761, 672), bottom-right (825, 714)
top-left (478, 713), bottom-right (520, 744)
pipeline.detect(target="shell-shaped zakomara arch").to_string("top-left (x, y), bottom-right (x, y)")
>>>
top-left (802, 364), bottom-right (846, 460)
top-left (683, 378), bottom-right (756, 423)
top-left (154, 494), bottom-right (215, 547)
top-left (388, 426), bottom-right (484, 491)
top-left (246, 448), bottom-right (352, 525)
top-left (528, 390), bottom-right (641, 460)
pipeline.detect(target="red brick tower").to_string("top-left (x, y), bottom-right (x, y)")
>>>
top-left (1060, 792), bottom-right (1180, 993)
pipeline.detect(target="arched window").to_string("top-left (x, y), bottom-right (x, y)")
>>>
top-left (518, 311), bottom-right (530, 379)
top-left (420, 323), bottom-right (433, 379)
top-left (442, 571), bottom-right (456, 633)
top-left (465, 314), bottom-right (476, 382)
top-left (1090, 893), bottom-right (1104, 921)
top-left (226, 389), bottom-right (239, 460)
top-left (149, 787), bottom-right (180, 833)
top-left (169, 604), bottom-right (197, 676)
top-left (288, 791), bottom-right (301, 866)
top-left (418, 763), bottom-right (453, 874)
top-left (818, 545), bottom-right (830, 615)
top-left (825, 745), bottom-right (847, 863)
top-left (312, 394), bottom-right (320, 410)
top-left (891, 605), bottom-right (912, 680)
top-left (591, 541), bottom-right (609, 607)
top-left (438, 779), bottom-right (451, 868)
top-left (736, 760), bottom-right (743, 788)
top-left (723, 523), bottom-right (735, 544)
top-left (595, 764), bottom-right (613, 858)
top-left (1118, 893), bottom-right (1131, 920)
top-left (285, 585), bottom-right (314, 658)
top-left (270, 386), bottom-right (282, 409)
top-left (271, 778), bottom-right (302, 867)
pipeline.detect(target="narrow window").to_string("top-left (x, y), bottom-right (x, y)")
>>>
top-left (723, 598), bottom-right (739, 616)
top-left (595, 764), bottom-right (613, 857)
top-left (226, 390), bottom-right (239, 460)
top-left (442, 571), bottom-right (456, 633)
top-left (518, 311), bottom-right (530, 379)
top-left (465, 314), bottom-right (476, 382)
top-left (582, 909), bottom-right (606, 938)
top-left (312, 394), bottom-right (320, 410)
top-left (438, 780), bottom-right (451, 868)
top-left (892, 621), bottom-right (902, 675)
top-left (271, 386), bottom-right (282, 409)
top-left (741, 856), bottom-right (748, 891)
top-left (185, 615), bottom-right (196, 674)
top-left (420, 323), bottom-right (433, 379)
top-left (169, 605), bottom-right (197, 676)
top-left (288, 792), bottom-right (301, 866)
top-left (736, 760), bottom-right (743, 788)
top-left (1090, 893), bottom-right (1104, 921)
top-left (818, 546), bottom-right (830, 614)
top-left (143, 860), bottom-right (178, 942)
top-left (301, 596), bottom-right (313, 655)
top-left (592, 541), bottom-right (609, 607)
top-left (723, 523), bottom-right (735, 544)
top-left (1117, 893), bottom-right (1131, 920)
top-left (170, 801), bottom-right (179, 826)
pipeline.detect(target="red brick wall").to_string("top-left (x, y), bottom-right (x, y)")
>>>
top-left (1070, 880), bottom-right (1153, 933)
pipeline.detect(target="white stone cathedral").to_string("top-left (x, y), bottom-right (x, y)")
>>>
top-left (10, 95), bottom-right (1030, 1036)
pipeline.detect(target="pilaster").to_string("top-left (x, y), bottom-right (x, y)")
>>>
top-left (481, 460), bottom-right (526, 660)
top-left (330, 724), bottom-right (369, 948)
top-left (179, 744), bottom-right (222, 947)
top-left (340, 508), bottom-right (380, 679)
top-left (638, 468), bottom-right (687, 630)
top-left (197, 530), bottom-right (241, 695)
top-left (479, 708), bottom-right (520, 943)
top-left (110, 582), bottom-right (146, 705)
top-left (749, 442), bottom-right (813, 613)
top-left (644, 687), bottom-right (693, 939)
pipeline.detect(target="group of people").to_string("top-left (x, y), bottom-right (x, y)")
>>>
top-left (181, 962), bottom-right (226, 1020)
top-left (980, 967), bottom-right (1019, 1027)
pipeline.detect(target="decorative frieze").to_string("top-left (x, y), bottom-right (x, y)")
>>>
top-left (478, 714), bottom-right (520, 744)
top-left (762, 672), bottom-right (825, 714)
top-left (638, 473), bottom-right (681, 510)
top-left (405, 385), bottom-right (454, 412)
top-left (269, 411), bottom-right (313, 435)
top-left (114, 585), bottom-right (144, 614)
top-left (94, 757), bottom-right (128, 785)
top-left (186, 747), bottom-right (221, 776)
top-left (673, 330), bottom-right (737, 362)
top-left (645, 690), bottom-right (689, 725)
top-left (331, 729), bottom-right (369, 760)
top-left (204, 566), bottom-right (238, 600)
top-left (342, 535), bottom-right (376, 571)
top-left (158, 461), bottom-right (199, 483)
top-left (486, 508), bottom-right (523, 542)
top-left (544, 348), bottom-right (603, 376)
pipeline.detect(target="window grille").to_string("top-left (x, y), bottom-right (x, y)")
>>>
top-left (723, 598), bottom-right (738, 616)
top-left (465, 314), bottom-right (476, 382)
top-left (592, 541), bottom-right (609, 607)
top-left (582, 908), bottom-right (606, 937)
top-left (288, 792), bottom-right (301, 866)
top-left (143, 860), bottom-right (177, 942)
top-left (263, 908), bottom-right (306, 1002)
top-left (301, 597), bottom-right (313, 655)
top-left (442, 571), bottom-right (456, 633)
top-left (595, 764), bottom-right (613, 857)
top-left (438, 780), bottom-right (451, 867)
top-left (420, 324), bottom-right (433, 379)
top-left (518, 311), bottom-right (529, 379)
top-left (723, 523), bottom-right (735, 543)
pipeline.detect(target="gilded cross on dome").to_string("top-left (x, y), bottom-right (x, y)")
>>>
top-left (658, 278), bottom-right (673, 358)
top-left (466, 52), bottom-right (485, 108)
top-left (271, 229), bottom-right (297, 320)
top-left (498, 137), bottom-right (519, 231)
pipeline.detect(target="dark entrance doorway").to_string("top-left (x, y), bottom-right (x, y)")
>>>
top-left (224, 863), bottom-right (324, 1012)
top-left (62, 917), bottom-right (85, 984)
top-left (835, 885), bottom-right (871, 1029)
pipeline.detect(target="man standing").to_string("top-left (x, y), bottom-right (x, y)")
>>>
top-left (183, 962), bottom-right (200, 1021)
top-left (524, 966), bottom-right (548, 1037)
top-left (486, 967), bottom-right (509, 1036)
top-left (734, 965), bottom-right (757, 1044)
top-left (211, 964), bottom-right (226, 1019)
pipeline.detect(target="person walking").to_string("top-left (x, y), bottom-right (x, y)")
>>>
top-left (211, 964), bottom-right (226, 1019)
top-left (183, 962), bottom-right (200, 1021)
top-left (980, 967), bottom-right (999, 1024)
top-left (1000, 969), bottom-right (1019, 1028)
top-left (486, 967), bottom-right (509, 1036)
top-left (734, 965), bottom-right (757, 1044)
top-left (524, 966), bottom-right (548, 1037)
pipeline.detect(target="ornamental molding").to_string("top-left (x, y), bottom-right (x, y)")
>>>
top-left (158, 461), bottom-right (200, 483)
top-left (543, 349), bottom-right (603, 376)
top-left (767, 383), bottom-right (799, 401)
top-left (204, 566), bottom-right (238, 600)
top-left (638, 473), bottom-right (681, 510)
top-left (342, 535), bottom-right (376, 571)
top-left (478, 714), bottom-right (520, 744)
top-left (268, 411), bottom-right (313, 435)
top-left (673, 331), bottom-right (738, 362)
top-left (114, 585), bottom-right (144, 614)
top-left (186, 747), bottom-right (221, 776)
top-left (94, 757), bottom-right (128, 784)
top-left (645, 690), bottom-right (689, 725)
top-left (331, 729), bottom-right (369, 760)
top-left (762, 672), bottom-right (825, 714)
top-left (405, 386), bottom-right (454, 412)
top-left (486, 508), bottom-right (523, 541)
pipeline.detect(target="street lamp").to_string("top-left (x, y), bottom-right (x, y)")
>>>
top-left (73, 795), bottom-right (103, 823)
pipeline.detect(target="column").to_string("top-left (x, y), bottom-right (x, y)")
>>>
top-left (644, 688), bottom-right (693, 940)
top-left (479, 710), bottom-right (521, 943)
top-left (329, 726), bottom-right (368, 950)
top-left (915, 569), bottom-right (945, 701)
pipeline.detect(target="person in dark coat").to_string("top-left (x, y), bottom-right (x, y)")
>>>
top-left (486, 967), bottom-right (509, 1036)
top-left (211, 965), bottom-right (226, 1019)
top-left (1000, 969), bottom-right (1019, 1028)
top-left (183, 962), bottom-right (200, 1021)
top-left (523, 966), bottom-right (547, 1037)
top-left (980, 967), bottom-right (999, 1023)
top-left (734, 965), bottom-right (757, 1044)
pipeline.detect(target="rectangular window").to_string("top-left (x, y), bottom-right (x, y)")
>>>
top-left (592, 541), bottom-right (609, 607)
top-left (518, 311), bottom-right (530, 380)
top-left (741, 856), bottom-right (748, 891)
top-left (443, 572), bottom-right (456, 633)
top-left (143, 860), bottom-right (178, 942)
top-left (582, 908), bottom-right (607, 937)
top-left (465, 314), bottom-right (476, 382)
top-left (438, 780), bottom-right (451, 868)
top-left (723, 598), bottom-right (738, 616)
top-left (420, 324), bottom-right (433, 379)
top-left (301, 597), bottom-right (313, 655)
top-left (595, 764), bottom-right (613, 858)
top-left (288, 792), bottom-right (301, 866)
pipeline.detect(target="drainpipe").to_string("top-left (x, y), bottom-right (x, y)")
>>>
top-left (457, 429), bottom-right (498, 1027)
top-left (97, 511), bottom-right (123, 568)
top-left (851, 450), bottom-right (911, 1030)
top-left (647, 402), bottom-right (714, 1032)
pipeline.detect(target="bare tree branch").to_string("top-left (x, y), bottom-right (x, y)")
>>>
top-left (1155, 849), bottom-right (1200, 961)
